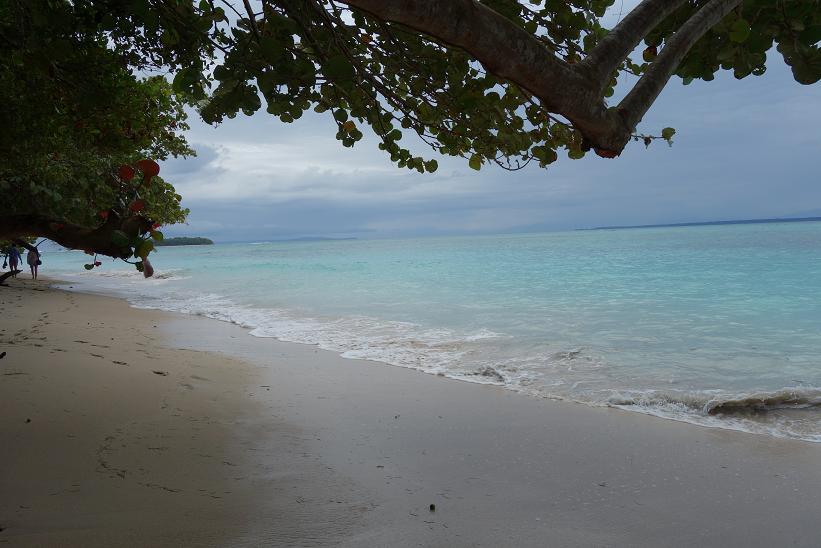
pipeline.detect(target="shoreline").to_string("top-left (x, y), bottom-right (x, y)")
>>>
top-left (50, 272), bottom-right (821, 444)
top-left (3, 280), bottom-right (821, 545)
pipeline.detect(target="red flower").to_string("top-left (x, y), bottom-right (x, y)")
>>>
top-left (118, 165), bottom-right (135, 181)
top-left (129, 199), bottom-right (146, 212)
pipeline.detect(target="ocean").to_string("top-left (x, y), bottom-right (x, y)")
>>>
top-left (42, 222), bottom-right (821, 441)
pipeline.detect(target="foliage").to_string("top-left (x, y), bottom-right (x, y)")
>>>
top-left (0, 238), bottom-right (35, 254)
top-left (0, 0), bottom-right (192, 264)
top-left (650, 0), bottom-right (821, 85)
top-left (59, 0), bottom-right (816, 171)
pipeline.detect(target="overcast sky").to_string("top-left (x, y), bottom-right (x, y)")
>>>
top-left (159, 28), bottom-right (821, 242)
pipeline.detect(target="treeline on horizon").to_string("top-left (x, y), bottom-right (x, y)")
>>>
top-left (155, 237), bottom-right (214, 246)
top-left (585, 216), bottom-right (821, 231)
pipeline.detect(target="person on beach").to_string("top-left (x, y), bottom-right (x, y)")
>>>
top-left (8, 244), bottom-right (21, 278)
top-left (26, 247), bottom-right (40, 280)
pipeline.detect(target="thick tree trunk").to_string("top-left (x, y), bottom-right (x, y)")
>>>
top-left (0, 214), bottom-right (149, 259)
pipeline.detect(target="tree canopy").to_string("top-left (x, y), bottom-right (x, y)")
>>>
top-left (1, 0), bottom-right (193, 267)
top-left (1, 0), bottom-right (819, 263)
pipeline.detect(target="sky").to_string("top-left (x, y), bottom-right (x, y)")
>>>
top-left (158, 11), bottom-right (821, 242)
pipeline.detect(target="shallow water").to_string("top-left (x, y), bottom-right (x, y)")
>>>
top-left (43, 222), bottom-right (821, 441)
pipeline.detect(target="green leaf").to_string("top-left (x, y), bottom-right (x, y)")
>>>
top-left (322, 55), bottom-right (355, 81)
top-left (213, 65), bottom-right (231, 81)
top-left (468, 155), bottom-right (482, 171)
top-left (800, 26), bottom-right (821, 46)
top-left (532, 146), bottom-right (558, 165)
top-left (568, 148), bottom-right (586, 160)
top-left (661, 127), bottom-right (676, 140)
top-left (160, 30), bottom-right (178, 47)
top-left (110, 230), bottom-right (130, 248)
top-left (172, 67), bottom-right (200, 93)
top-left (136, 240), bottom-right (155, 260)
top-left (135, 261), bottom-right (144, 273)
top-left (259, 36), bottom-right (284, 64)
top-left (150, 230), bottom-right (164, 242)
top-left (729, 19), bottom-right (751, 43)
top-left (424, 159), bottom-right (438, 173)
top-left (716, 47), bottom-right (736, 62)
top-left (84, 263), bottom-right (94, 270)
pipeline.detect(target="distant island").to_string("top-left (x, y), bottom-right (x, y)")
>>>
top-left (155, 237), bottom-right (214, 246)
top-left (583, 216), bottom-right (821, 231)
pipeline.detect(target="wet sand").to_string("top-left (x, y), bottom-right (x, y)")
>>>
top-left (2, 280), bottom-right (821, 546)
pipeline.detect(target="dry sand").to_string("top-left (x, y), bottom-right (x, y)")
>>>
top-left (2, 280), bottom-right (821, 546)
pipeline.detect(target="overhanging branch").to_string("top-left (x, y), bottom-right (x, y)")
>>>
top-left (337, 0), bottom-right (582, 110)
top-left (618, 0), bottom-right (743, 131)
top-left (0, 214), bottom-right (150, 259)
top-left (338, 0), bottom-right (632, 153)
top-left (581, 0), bottom-right (690, 91)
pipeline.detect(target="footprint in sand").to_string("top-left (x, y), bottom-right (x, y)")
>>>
top-left (112, 360), bottom-right (128, 365)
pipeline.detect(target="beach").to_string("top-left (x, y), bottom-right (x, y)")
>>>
top-left (3, 280), bottom-right (821, 547)
top-left (45, 226), bottom-right (821, 443)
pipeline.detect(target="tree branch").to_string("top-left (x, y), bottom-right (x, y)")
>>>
top-left (618, 0), bottom-right (743, 131)
top-left (242, 0), bottom-right (261, 41)
top-left (338, 0), bottom-right (580, 106)
top-left (337, 0), bottom-right (633, 154)
top-left (11, 239), bottom-right (37, 254)
top-left (581, 0), bottom-right (690, 90)
top-left (0, 214), bottom-right (150, 259)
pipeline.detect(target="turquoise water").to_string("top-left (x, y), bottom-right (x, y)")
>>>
top-left (44, 222), bottom-right (821, 441)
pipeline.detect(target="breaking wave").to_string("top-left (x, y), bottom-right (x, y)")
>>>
top-left (609, 388), bottom-right (821, 442)
top-left (125, 291), bottom-right (507, 383)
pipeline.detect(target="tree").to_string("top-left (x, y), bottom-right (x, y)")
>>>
top-left (0, 0), bottom-right (192, 266)
top-left (168, 0), bottom-right (820, 168)
top-left (1, 0), bottom-right (819, 259)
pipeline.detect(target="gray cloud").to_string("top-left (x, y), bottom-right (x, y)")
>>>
top-left (159, 59), bottom-right (821, 242)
